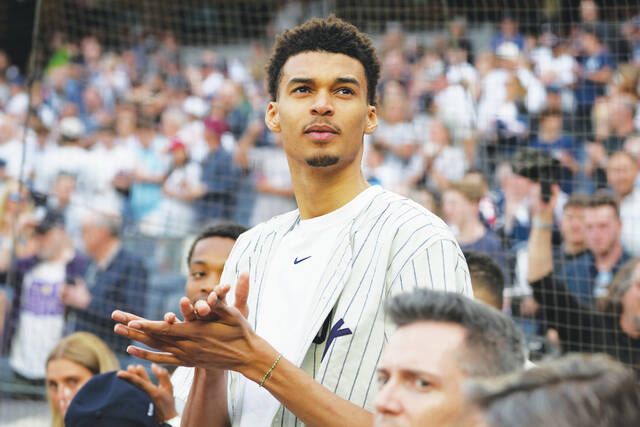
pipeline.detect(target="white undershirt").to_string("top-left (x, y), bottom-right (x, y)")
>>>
top-left (238, 186), bottom-right (381, 427)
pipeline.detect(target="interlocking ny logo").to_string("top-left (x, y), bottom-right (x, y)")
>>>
top-left (321, 318), bottom-right (352, 360)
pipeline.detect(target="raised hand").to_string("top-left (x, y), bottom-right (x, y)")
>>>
top-left (117, 364), bottom-right (177, 423)
top-left (114, 296), bottom-right (274, 376)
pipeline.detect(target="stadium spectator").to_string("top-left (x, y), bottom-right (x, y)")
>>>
top-left (491, 13), bottom-right (525, 53)
top-left (447, 16), bottom-right (474, 64)
top-left (371, 80), bottom-right (421, 191)
top-left (602, 95), bottom-right (639, 154)
top-left (234, 119), bottom-right (296, 226)
top-left (62, 207), bottom-right (148, 359)
top-left (527, 187), bottom-right (640, 367)
top-left (46, 332), bottom-right (119, 427)
top-left (574, 24), bottom-right (615, 139)
top-left (442, 181), bottom-right (508, 282)
top-left (422, 120), bottom-right (468, 189)
top-left (195, 117), bottom-right (240, 223)
top-left (529, 108), bottom-right (579, 194)
top-left (563, 193), bottom-right (631, 304)
top-left (140, 138), bottom-right (202, 237)
top-left (374, 289), bottom-right (526, 427)
top-left (0, 211), bottom-right (89, 384)
top-left (463, 251), bottom-right (505, 310)
top-left (462, 354), bottom-right (640, 427)
top-left (113, 16), bottom-right (471, 427)
top-left (607, 150), bottom-right (640, 256)
top-left (129, 119), bottom-right (168, 225)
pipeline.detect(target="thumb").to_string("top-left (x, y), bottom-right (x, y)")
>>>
top-left (234, 274), bottom-right (250, 318)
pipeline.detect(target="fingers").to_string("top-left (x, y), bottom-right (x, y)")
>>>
top-left (164, 312), bottom-right (179, 324)
top-left (151, 363), bottom-right (173, 393)
top-left (112, 310), bottom-right (144, 324)
top-left (179, 297), bottom-right (197, 322)
top-left (234, 274), bottom-right (250, 318)
top-left (194, 299), bottom-right (213, 318)
top-left (114, 323), bottom-right (183, 354)
top-left (117, 367), bottom-right (156, 395)
top-left (126, 346), bottom-right (187, 366)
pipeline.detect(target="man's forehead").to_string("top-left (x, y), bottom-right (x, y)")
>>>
top-left (381, 321), bottom-right (466, 368)
top-left (281, 51), bottom-right (366, 82)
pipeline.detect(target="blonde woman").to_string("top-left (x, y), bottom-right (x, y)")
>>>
top-left (45, 332), bottom-right (119, 427)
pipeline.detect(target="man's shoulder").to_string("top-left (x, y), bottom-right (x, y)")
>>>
top-left (235, 209), bottom-right (300, 244)
top-left (362, 188), bottom-right (451, 239)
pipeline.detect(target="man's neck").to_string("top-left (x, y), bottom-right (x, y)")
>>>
top-left (564, 241), bottom-right (587, 256)
top-left (94, 239), bottom-right (120, 269)
top-left (291, 162), bottom-right (369, 219)
top-left (594, 243), bottom-right (623, 272)
top-left (457, 219), bottom-right (486, 245)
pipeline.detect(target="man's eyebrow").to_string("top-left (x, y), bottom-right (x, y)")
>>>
top-left (286, 77), bottom-right (314, 86)
top-left (376, 366), bottom-right (439, 378)
top-left (335, 77), bottom-right (360, 87)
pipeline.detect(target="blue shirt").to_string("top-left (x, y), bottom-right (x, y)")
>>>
top-left (575, 51), bottom-right (615, 106)
top-left (198, 146), bottom-right (240, 222)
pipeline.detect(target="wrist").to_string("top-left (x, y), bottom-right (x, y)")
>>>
top-left (240, 338), bottom-right (279, 384)
top-left (532, 217), bottom-right (553, 230)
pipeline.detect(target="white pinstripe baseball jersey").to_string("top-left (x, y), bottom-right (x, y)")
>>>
top-left (175, 185), bottom-right (473, 426)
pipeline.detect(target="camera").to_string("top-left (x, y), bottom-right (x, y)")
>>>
top-left (512, 148), bottom-right (562, 203)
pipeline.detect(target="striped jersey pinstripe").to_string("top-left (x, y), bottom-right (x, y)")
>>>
top-left (219, 186), bottom-right (472, 426)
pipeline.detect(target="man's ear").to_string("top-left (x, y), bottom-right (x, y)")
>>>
top-left (364, 105), bottom-right (378, 135)
top-left (265, 102), bottom-right (281, 133)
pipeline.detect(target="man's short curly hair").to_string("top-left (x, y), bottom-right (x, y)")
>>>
top-left (267, 16), bottom-right (380, 106)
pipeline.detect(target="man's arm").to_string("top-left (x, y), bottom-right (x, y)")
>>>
top-left (180, 368), bottom-right (229, 427)
top-left (114, 301), bottom-right (373, 427)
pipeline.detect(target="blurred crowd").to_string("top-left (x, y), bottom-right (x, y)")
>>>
top-left (0, 0), bottom-right (639, 386)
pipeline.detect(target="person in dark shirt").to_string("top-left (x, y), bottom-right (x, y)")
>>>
top-left (563, 193), bottom-right (631, 306)
top-left (195, 118), bottom-right (240, 224)
top-left (527, 185), bottom-right (639, 371)
top-left (574, 24), bottom-right (615, 139)
top-left (443, 181), bottom-right (508, 284)
top-left (530, 108), bottom-right (579, 194)
top-left (60, 207), bottom-right (148, 358)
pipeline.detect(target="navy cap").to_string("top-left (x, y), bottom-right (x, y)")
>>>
top-left (65, 371), bottom-right (159, 427)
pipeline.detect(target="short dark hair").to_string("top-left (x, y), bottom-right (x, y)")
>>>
top-left (464, 354), bottom-right (640, 427)
top-left (588, 191), bottom-right (620, 218)
top-left (186, 222), bottom-right (248, 265)
top-left (463, 251), bottom-right (504, 309)
top-left (266, 15), bottom-right (380, 106)
top-left (563, 193), bottom-right (590, 211)
top-left (387, 289), bottom-right (526, 376)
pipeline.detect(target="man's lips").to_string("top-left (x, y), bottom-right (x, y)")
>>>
top-left (304, 124), bottom-right (339, 141)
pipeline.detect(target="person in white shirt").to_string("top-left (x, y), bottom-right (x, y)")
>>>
top-left (606, 150), bottom-right (640, 256)
top-left (112, 16), bottom-right (472, 427)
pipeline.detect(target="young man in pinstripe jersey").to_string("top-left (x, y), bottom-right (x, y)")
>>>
top-left (113, 16), bottom-right (472, 427)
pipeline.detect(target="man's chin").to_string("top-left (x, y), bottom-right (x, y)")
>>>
top-left (305, 155), bottom-right (340, 167)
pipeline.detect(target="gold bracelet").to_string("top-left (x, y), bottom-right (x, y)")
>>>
top-left (259, 353), bottom-right (282, 388)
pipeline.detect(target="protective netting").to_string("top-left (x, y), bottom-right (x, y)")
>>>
top-left (1, 1), bottom-right (639, 425)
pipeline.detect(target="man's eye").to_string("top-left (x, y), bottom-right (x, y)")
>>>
top-left (190, 272), bottom-right (206, 279)
top-left (293, 86), bottom-right (311, 94)
top-left (413, 378), bottom-right (431, 390)
top-left (336, 87), bottom-right (354, 95)
top-left (376, 374), bottom-right (389, 386)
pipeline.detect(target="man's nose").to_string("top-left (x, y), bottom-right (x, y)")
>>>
top-left (311, 92), bottom-right (334, 116)
top-left (374, 380), bottom-right (403, 416)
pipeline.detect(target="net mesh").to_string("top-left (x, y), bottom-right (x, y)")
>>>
top-left (1, 0), bottom-right (639, 424)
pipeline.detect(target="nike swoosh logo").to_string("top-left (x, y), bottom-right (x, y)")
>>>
top-left (294, 256), bottom-right (311, 265)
